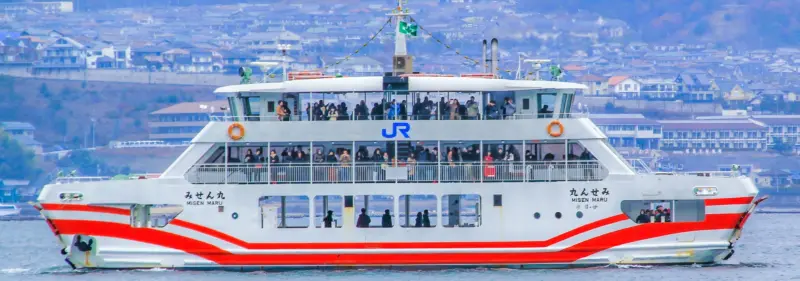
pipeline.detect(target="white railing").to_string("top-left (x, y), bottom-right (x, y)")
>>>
top-left (184, 161), bottom-right (608, 185)
top-left (53, 176), bottom-right (111, 184)
top-left (209, 112), bottom-right (588, 122)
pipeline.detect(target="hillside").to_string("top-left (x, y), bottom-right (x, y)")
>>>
top-left (518, 0), bottom-right (800, 47)
top-left (0, 76), bottom-right (218, 149)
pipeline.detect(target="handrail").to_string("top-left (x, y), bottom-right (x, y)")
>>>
top-left (209, 112), bottom-right (589, 122)
top-left (184, 161), bottom-right (608, 185)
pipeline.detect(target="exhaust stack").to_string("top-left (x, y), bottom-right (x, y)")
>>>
top-left (490, 38), bottom-right (498, 77)
top-left (482, 39), bottom-right (487, 73)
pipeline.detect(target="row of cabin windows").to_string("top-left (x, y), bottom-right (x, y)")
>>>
top-left (237, 92), bottom-right (571, 120)
top-left (129, 198), bottom-right (706, 229)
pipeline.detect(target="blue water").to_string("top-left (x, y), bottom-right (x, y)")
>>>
top-left (0, 214), bottom-right (798, 281)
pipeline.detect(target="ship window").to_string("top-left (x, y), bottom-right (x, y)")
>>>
top-left (621, 200), bottom-right (705, 224)
top-left (354, 195), bottom-right (395, 228)
top-left (559, 93), bottom-right (574, 118)
top-left (442, 194), bottom-right (481, 227)
top-left (267, 101), bottom-right (275, 113)
top-left (399, 195), bottom-right (437, 228)
top-left (522, 98), bottom-right (530, 110)
top-left (314, 195), bottom-right (343, 228)
top-left (537, 93), bottom-right (556, 118)
top-left (203, 146), bottom-right (226, 164)
top-left (259, 196), bottom-right (310, 228)
top-left (130, 204), bottom-right (184, 228)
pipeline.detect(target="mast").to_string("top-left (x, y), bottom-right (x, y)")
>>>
top-left (389, 0), bottom-right (413, 75)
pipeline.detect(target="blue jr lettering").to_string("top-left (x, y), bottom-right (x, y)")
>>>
top-left (382, 122), bottom-right (411, 139)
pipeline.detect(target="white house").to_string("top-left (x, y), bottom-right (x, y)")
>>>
top-left (608, 75), bottom-right (641, 99)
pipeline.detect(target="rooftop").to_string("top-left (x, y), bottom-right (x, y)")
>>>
top-left (0, 121), bottom-right (35, 131)
top-left (658, 120), bottom-right (766, 130)
top-left (150, 100), bottom-right (229, 115)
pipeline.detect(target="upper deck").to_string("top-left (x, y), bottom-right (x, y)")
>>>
top-left (212, 76), bottom-right (588, 123)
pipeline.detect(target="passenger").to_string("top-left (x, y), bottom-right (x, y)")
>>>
top-left (356, 100), bottom-right (369, 120)
top-left (538, 105), bottom-right (551, 118)
top-left (415, 212), bottom-right (423, 227)
top-left (485, 100), bottom-right (500, 120)
top-left (407, 154), bottom-right (417, 180)
top-left (372, 148), bottom-right (383, 162)
top-left (503, 97), bottom-right (516, 119)
top-left (466, 96), bottom-right (479, 120)
top-left (324, 210), bottom-right (334, 228)
top-left (664, 208), bottom-right (672, 222)
top-left (543, 153), bottom-right (555, 161)
top-left (339, 149), bottom-right (351, 180)
top-left (313, 149), bottom-right (325, 164)
top-left (400, 100), bottom-right (408, 120)
top-left (438, 97), bottom-right (447, 120)
top-left (328, 104), bottom-right (339, 120)
top-left (422, 209), bottom-right (431, 227)
top-left (381, 209), bottom-right (393, 228)
top-left (269, 150), bottom-right (279, 164)
top-left (277, 101), bottom-right (288, 121)
top-left (525, 150), bottom-right (535, 162)
top-left (326, 150), bottom-right (338, 181)
top-left (449, 99), bottom-right (460, 120)
top-left (635, 209), bottom-right (649, 223)
top-left (371, 102), bottom-right (383, 120)
top-left (356, 208), bottom-right (371, 228)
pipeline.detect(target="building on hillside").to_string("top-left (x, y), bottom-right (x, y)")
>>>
top-left (574, 74), bottom-right (608, 96)
top-left (32, 36), bottom-right (87, 73)
top-left (638, 78), bottom-right (677, 100)
top-left (0, 121), bottom-right (42, 154)
top-left (0, 1), bottom-right (73, 17)
top-left (149, 100), bottom-right (228, 143)
top-left (608, 75), bottom-right (640, 99)
top-left (0, 179), bottom-right (30, 202)
top-left (590, 114), bottom-right (662, 150)
top-left (675, 73), bottom-right (718, 102)
top-left (751, 115), bottom-right (800, 153)
top-left (658, 119), bottom-right (768, 151)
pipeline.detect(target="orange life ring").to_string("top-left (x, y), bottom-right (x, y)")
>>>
top-left (228, 123), bottom-right (245, 141)
top-left (547, 120), bottom-right (563, 137)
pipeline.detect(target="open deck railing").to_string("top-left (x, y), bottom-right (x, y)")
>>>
top-left (210, 112), bottom-right (588, 122)
top-left (625, 159), bottom-right (739, 178)
top-left (184, 161), bottom-right (608, 185)
top-left (53, 176), bottom-right (111, 184)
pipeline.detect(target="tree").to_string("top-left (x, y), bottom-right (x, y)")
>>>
top-left (0, 131), bottom-right (41, 180)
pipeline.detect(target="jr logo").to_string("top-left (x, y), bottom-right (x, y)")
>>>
top-left (382, 122), bottom-right (411, 139)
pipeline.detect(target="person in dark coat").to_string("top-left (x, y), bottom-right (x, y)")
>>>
top-left (422, 209), bottom-right (431, 227)
top-left (414, 212), bottom-right (423, 227)
top-left (381, 209), bottom-right (393, 228)
top-left (635, 209), bottom-right (649, 224)
top-left (356, 208), bottom-right (371, 228)
top-left (323, 210), bottom-right (334, 228)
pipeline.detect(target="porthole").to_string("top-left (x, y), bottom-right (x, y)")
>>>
top-left (534, 212), bottom-right (541, 219)
top-left (576, 211), bottom-right (583, 218)
top-left (555, 212), bottom-right (562, 219)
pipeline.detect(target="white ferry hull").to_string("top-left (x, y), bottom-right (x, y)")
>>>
top-left (37, 175), bottom-right (761, 270)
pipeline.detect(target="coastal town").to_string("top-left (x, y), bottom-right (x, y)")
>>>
top-left (0, 0), bottom-right (799, 207)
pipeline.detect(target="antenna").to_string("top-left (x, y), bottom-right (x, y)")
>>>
top-left (388, 0), bottom-right (414, 75)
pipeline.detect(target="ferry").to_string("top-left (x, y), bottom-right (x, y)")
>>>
top-left (0, 204), bottom-right (20, 218)
top-left (35, 1), bottom-right (765, 270)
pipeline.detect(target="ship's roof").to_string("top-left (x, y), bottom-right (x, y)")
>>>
top-left (213, 76), bottom-right (588, 94)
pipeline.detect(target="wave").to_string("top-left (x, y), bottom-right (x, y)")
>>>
top-left (0, 268), bottom-right (30, 274)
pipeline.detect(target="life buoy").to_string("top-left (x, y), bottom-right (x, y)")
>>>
top-left (547, 120), bottom-right (564, 137)
top-left (228, 123), bottom-right (245, 141)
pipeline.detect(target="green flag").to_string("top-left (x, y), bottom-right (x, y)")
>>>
top-left (399, 21), bottom-right (417, 36)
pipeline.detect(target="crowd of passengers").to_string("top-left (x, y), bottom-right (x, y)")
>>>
top-left (229, 143), bottom-right (595, 183)
top-left (320, 208), bottom-right (433, 228)
top-left (634, 205), bottom-right (672, 223)
top-left (237, 144), bottom-right (595, 166)
top-left (271, 96), bottom-right (556, 121)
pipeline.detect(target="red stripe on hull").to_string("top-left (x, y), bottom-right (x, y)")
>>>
top-left (40, 196), bottom-right (753, 251)
top-left (705, 197), bottom-right (754, 206)
top-left (50, 213), bottom-right (742, 265)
